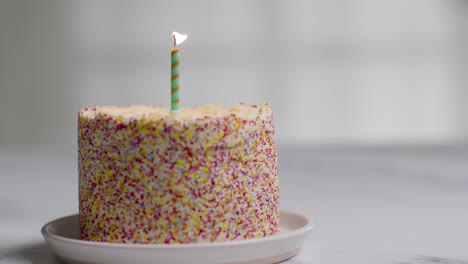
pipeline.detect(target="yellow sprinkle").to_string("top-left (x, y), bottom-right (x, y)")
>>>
top-left (185, 129), bottom-right (194, 138)
top-left (146, 208), bottom-right (154, 217)
top-left (140, 127), bottom-right (150, 134)
top-left (191, 214), bottom-right (200, 224)
top-left (170, 215), bottom-right (178, 223)
top-left (103, 169), bottom-right (112, 180)
top-left (140, 147), bottom-right (147, 155)
top-left (91, 201), bottom-right (99, 211)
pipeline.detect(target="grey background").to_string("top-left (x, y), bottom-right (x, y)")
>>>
top-left (1, 0), bottom-right (467, 147)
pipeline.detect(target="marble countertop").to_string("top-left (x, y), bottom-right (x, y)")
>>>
top-left (1, 145), bottom-right (468, 264)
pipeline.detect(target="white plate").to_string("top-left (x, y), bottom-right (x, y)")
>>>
top-left (41, 210), bottom-right (313, 264)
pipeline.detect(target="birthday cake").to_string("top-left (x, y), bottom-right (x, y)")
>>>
top-left (78, 103), bottom-right (279, 243)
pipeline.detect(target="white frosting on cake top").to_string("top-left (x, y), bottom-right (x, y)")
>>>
top-left (81, 104), bottom-right (270, 121)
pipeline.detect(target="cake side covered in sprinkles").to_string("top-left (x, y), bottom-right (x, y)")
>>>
top-left (78, 103), bottom-right (279, 244)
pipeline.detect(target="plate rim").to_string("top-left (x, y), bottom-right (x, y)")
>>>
top-left (41, 210), bottom-right (313, 249)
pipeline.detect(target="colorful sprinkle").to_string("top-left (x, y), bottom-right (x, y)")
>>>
top-left (78, 104), bottom-right (279, 244)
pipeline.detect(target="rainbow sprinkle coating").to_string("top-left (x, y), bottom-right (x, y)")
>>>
top-left (78, 103), bottom-right (279, 244)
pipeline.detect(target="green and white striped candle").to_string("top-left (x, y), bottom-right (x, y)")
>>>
top-left (171, 32), bottom-right (187, 115)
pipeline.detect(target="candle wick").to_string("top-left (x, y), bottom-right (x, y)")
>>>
top-left (173, 35), bottom-right (177, 49)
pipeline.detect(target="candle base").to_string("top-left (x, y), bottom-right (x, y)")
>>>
top-left (170, 110), bottom-right (180, 116)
